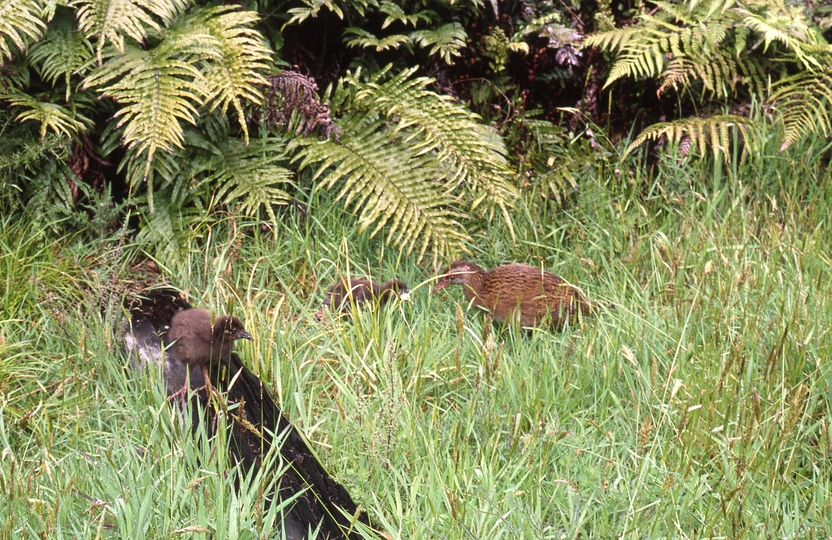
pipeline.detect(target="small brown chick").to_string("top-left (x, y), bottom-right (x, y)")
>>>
top-left (316, 278), bottom-right (409, 321)
top-left (433, 260), bottom-right (597, 329)
top-left (167, 309), bottom-right (253, 400)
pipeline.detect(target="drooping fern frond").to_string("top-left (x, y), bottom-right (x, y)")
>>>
top-left (195, 136), bottom-right (293, 225)
top-left (285, 0), bottom-right (344, 26)
top-left (84, 43), bottom-right (205, 188)
top-left (734, 5), bottom-right (827, 69)
top-left (0, 0), bottom-right (46, 60)
top-left (291, 66), bottom-right (517, 261)
top-left (410, 23), bottom-right (467, 64)
top-left (346, 67), bottom-right (518, 226)
top-left (186, 6), bottom-right (271, 141)
top-left (769, 64), bottom-right (832, 151)
top-left (294, 115), bottom-right (468, 261)
top-left (624, 115), bottom-right (758, 162)
top-left (2, 91), bottom-right (89, 139)
top-left (344, 28), bottom-right (411, 52)
top-left (71, 0), bottom-right (187, 64)
top-left (84, 6), bottom-right (270, 212)
top-left (378, 1), bottom-right (433, 28)
top-left (29, 8), bottom-right (95, 102)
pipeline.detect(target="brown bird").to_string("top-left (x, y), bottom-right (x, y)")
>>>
top-left (163, 307), bottom-right (375, 539)
top-left (433, 260), bottom-right (598, 329)
top-left (316, 277), bottom-right (409, 321)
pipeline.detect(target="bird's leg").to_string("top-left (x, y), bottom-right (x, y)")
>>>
top-left (168, 378), bottom-right (191, 409)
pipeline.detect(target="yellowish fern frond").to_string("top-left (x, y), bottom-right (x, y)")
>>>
top-left (624, 115), bottom-right (758, 162)
top-left (2, 91), bottom-right (89, 139)
top-left (0, 0), bottom-right (46, 60)
top-left (71, 0), bottom-right (188, 64)
top-left (769, 66), bottom-right (832, 150)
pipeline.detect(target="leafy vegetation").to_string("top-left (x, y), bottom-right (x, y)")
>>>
top-left (2, 0), bottom-right (832, 535)
top-left (2, 135), bottom-right (832, 537)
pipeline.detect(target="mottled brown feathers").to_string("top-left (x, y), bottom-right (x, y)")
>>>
top-left (434, 259), bottom-right (596, 329)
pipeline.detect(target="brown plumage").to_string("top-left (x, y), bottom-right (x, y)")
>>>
top-left (317, 277), bottom-right (409, 321)
top-left (125, 298), bottom-right (377, 539)
top-left (433, 260), bottom-right (597, 329)
top-left (167, 309), bottom-right (253, 367)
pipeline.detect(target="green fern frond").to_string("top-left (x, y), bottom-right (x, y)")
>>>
top-left (734, 7), bottom-right (827, 68)
top-left (410, 23), bottom-right (466, 64)
top-left (0, 0), bottom-right (46, 60)
top-left (177, 7), bottom-right (270, 143)
top-left (344, 28), bottom-right (411, 51)
top-left (295, 120), bottom-right (469, 261)
top-left (197, 137), bottom-right (293, 224)
top-left (285, 0), bottom-right (344, 26)
top-left (658, 49), bottom-right (766, 97)
top-left (624, 114), bottom-right (757, 162)
top-left (348, 67), bottom-right (518, 232)
top-left (85, 44), bottom-right (205, 181)
top-left (769, 66), bottom-right (832, 150)
top-left (379, 1), bottom-right (433, 28)
top-left (583, 25), bottom-right (645, 53)
top-left (72, 0), bottom-right (188, 64)
top-left (29, 9), bottom-right (94, 101)
top-left (2, 91), bottom-right (88, 139)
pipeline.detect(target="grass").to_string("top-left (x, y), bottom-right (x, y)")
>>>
top-left (2, 144), bottom-right (832, 538)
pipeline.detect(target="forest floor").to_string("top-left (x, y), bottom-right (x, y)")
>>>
top-left (2, 156), bottom-right (832, 538)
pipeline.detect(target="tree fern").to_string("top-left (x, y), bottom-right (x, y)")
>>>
top-left (0, 0), bottom-right (46, 60)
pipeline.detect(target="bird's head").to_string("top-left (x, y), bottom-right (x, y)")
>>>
top-left (433, 260), bottom-right (482, 292)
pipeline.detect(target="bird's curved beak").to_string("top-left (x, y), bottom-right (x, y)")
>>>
top-left (236, 330), bottom-right (253, 341)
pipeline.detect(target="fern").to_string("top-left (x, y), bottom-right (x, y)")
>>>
top-left (292, 66), bottom-right (517, 261)
top-left (189, 6), bottom-right (271, 140)
top-left (84, 6), bottom-right (270, 212)
top-left (625, 115), bottom-right (758, 162)
top-left (378, 2), bottom-right (433, 28)
top-left (29, 8), bottom-right (95, 102)
top-left (285, 0), bottom-right (345, 26)
top-left (585, 0), bottom-right (832, 156)
top-left (1, 91), bottom-right (89, 139)
top-left (769, 64), bottom-right (832, 151)
top-left (344, 28), bottom-right (411, 52)
top-left (0, 0), bottom-right (46, 60)
top-left (409, 23), bottom-right (467, 64)
top-left (71, 0), bottom-right (186, 64)
top-left (195, 136), bottom-right (293, 225)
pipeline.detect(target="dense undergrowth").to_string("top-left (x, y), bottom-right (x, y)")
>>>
top-left (2, 141), bottom-right (832, 538)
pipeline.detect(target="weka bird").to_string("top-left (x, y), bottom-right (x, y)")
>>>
top-left (316, 277), bottom-right (409, 321)
top-left (125, 294), bottom-right (376, 540)
top-left (433, 260), bottom-right (597, 329)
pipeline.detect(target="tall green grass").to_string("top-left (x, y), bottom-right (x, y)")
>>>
top-left (2, 142), bottom-right (832, 538)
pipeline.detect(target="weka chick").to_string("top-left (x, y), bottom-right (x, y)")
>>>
top-left (165, 308), bottom-right (374, 539)
top-left (316, 278), bottom-right (409, 321)
top-left (433, 260), bottom-right (595, 329)
top-left (167, 309), bottom-right (252, 397)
